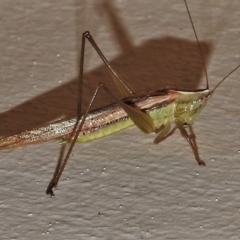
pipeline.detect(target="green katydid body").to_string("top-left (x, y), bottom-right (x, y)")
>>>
top-left (75, 88), bottom-right (209, 143)
top-left (0, 88), bottom-right (209, 149)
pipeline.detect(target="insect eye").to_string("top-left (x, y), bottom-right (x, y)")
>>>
top-left (198, 95), bottom-right (206, 102)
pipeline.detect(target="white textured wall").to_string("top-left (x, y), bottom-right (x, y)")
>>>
top-left (0, 0), bottom-right (240, 239)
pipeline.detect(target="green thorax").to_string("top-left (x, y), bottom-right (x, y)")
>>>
top-left (173, 89), bottom-right (210, 124)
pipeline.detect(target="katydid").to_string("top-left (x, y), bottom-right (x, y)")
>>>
top-left (0, 0), bottom-right (239, 196)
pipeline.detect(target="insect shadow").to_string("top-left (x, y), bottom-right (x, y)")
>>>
top-left (0, 0), bottom-right (212, 137)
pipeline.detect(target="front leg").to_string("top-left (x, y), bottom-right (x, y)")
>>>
top-left (176, 122), bottom-right (206, 166)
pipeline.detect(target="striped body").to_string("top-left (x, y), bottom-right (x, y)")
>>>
top-left (0, 88), bottom-right (209, 149)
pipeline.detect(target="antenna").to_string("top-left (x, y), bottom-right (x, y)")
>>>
top-left (208, 64), bottom-right (240, 97)
top-left (183, 0), bottom-right (209, 89)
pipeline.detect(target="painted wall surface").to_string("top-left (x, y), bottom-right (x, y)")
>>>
top-left (0, 1), bottom-right (239, 239)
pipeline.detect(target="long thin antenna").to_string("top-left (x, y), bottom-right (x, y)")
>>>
top-left (184, 0), bottom-right (209, 89)
top-left (208, 64), bottom-right (240, 97)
